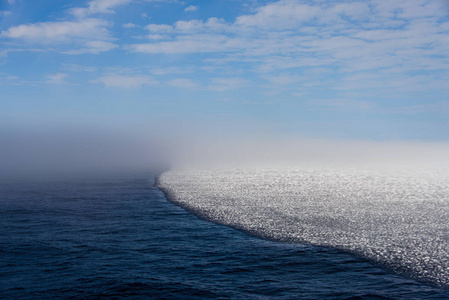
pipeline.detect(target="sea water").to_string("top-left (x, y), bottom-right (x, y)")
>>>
top-left (1, 173), bottom-right (448, 298)
top-left (158, 167), bottom-right (449, 289)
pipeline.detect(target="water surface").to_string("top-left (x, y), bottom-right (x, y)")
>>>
top-left (159, 167), bottom-right (449, 288)
top-left (1, 175), bottom-right (448, 299)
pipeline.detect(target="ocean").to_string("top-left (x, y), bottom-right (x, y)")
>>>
top-left (1, 172), bottom-right (448, 299)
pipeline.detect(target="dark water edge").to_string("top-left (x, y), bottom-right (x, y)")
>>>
top-left (1, 175), bottom-right (448, 299)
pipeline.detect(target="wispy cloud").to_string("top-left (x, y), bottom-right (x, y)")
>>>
top-left (150, 66), bottom-right (193, 75)
top-left (167, 78), bottom-right (198, 88)
top-left (45, 73), bottom-right (68, 84)
top-left (184, 5), bottom-right (198, 12)
top-left (62, 64), bottom-right (98, 72)
top-left (64, 40), bottom-right (117, 54)
top-left (92, 74), bottom-right (158, 88)
top-left (309, 98), bottom-right (376, 111)
top-left (70, 0), bottom-right (174, 18)
top-left (1, 19), bottom-right (110, 42)
top-left (129, 0), bottom-right (449, 93)
top-left (1, 18), bottom-right (116, 54)
top-left (0, 73), bottom-right (19, 85)
top-left (70, 0), bottom-right (133, 18)
top-left (0, 48), bottom-right (47, 58)
top-left (122, 23), bottom-right (137, 28)
top-left (0, 0), bottom-right (177, 55)
top-left (209, 77), bottom-right (249, 91)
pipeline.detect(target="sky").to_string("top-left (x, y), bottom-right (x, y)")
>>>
top-left (1, 0), bottom-right (449, 144)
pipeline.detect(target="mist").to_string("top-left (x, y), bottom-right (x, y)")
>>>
top-left (2, 120), bottom-right (449, 181)
top-left (0, 125), bottom-right (172, 180)
top-left (170, 134), bottom-right (449, 171)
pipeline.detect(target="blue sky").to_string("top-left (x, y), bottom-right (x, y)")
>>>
top-left (1, 0), bottom-right (449, 140)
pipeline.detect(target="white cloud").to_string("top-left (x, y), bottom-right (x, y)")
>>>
top-left (63, 64), bottom-right (98, 72)
top-left (145, 24), bottom-right (174, 33)
top-left (64, 40), bottom-right (118, 54)
top-left (330, 2), bottom-right (370, 18)
top-left (1, 19), bottom-right (110, 42)
top-left (0, 11), bottom-right (11, 16)
top-left (71, 0), bottom-right (133, 18)
top-left (131, 40), bottom-right (205, 54)
top-left (46, 73), bottom-right (68, 84)
top-left (122, 23), bottom-right (137, 28)
top-left (0, 48), bottom-right (45, 58)
top-left (1, 19), bottom-right (116, 54)
top-left (175, 18), bottom-right (227, 33)
top-left (129, 0), bottom-right (449, 94)
top-left (235, 1), bottom-right (321, 28)
top-left (147, 34), bottom-right (166, 40)
top-left (92, 74), bottom-right (158, 88)
top-left (70, 0), bottom-right (171, 18)
top-left (130, 34), bottom-right (232, 53)
top-left (184, 5), bottom-right (198, 12)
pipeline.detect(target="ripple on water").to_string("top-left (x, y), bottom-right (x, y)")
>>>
top-left (1, 175), bottom-right (448, 298)
top-left (158, 167), bottom-right (449, 287)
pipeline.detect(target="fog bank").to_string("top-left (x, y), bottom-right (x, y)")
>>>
top-left (2, 124), bottom-right (448, 180)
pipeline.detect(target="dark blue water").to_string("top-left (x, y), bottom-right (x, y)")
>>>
top-left (1, 175), bottom-right (448, 299)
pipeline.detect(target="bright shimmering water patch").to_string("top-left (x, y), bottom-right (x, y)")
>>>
top-left (158, 167), bottom-right (449, 287)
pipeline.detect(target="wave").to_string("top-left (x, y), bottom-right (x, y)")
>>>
top-left (157, 167), bottom-right (449, 288)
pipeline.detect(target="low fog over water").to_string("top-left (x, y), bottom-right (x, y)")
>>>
top-left (2, 123), bottom-right (449, 179)
top-left (0, 126), bottom-right (171, 179)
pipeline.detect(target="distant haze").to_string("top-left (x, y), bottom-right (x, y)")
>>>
top-left (2, 123), bottom-right (448, 179)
